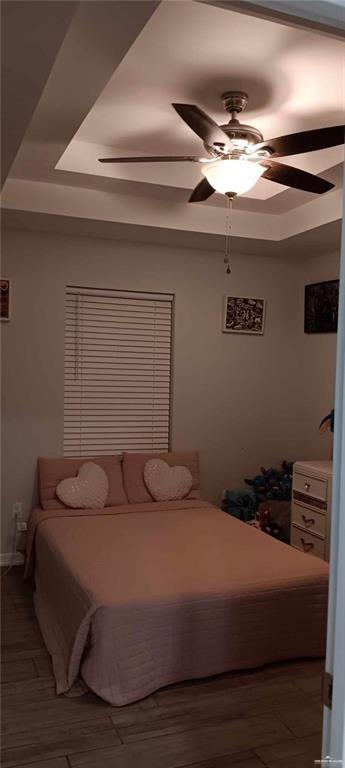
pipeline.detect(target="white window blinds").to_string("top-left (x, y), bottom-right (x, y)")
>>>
top-left (64, 287), bottom-right (173, 457)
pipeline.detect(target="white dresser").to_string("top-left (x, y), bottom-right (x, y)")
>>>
top-left (290, 460), bottom-right (332, 562)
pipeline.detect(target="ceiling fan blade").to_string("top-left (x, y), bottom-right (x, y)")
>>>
top-left (253, 125), bottom-right (344, 158)
top-left (189, 177), bottom-right (215, 203)
top-left (98, 155), bottom-right (206, 163)
top-left (172, 103), bottom-right (231, 152)
top-left (261, 160), bottom-right (334, 194)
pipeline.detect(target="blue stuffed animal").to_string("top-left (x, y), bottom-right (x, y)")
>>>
top-left (245, 461), bottom-right (293, 504)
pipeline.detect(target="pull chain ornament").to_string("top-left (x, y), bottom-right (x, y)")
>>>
top-left (224, 195), bottom-right (233, 275)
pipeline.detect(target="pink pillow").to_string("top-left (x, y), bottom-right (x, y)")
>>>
top-left (122, 450), bottom-right (201, 504)
top-left (38, 455), bottom-right (128, 510)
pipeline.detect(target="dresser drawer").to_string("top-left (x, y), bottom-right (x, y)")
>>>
top-left (291, 503), bottom-right (325, 538)
top-left (291, 525), bottom-right (325, 559)
top-left (294, 471), bottom-right (327, 500)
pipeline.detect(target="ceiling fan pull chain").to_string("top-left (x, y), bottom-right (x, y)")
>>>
top-left (224, 196), bottom-right (233, 275)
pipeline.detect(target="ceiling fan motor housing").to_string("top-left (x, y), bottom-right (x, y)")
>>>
top-left (204, 90), bottom-right (264, 155)
top-left (223, 122), bottom-right (264, 145)
top-left (204, 121), bottom-right (264, 155)
top-left (222, 89), bottom-right (263, 145)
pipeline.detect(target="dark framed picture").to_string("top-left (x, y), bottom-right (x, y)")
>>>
top-left (304, 280), bottom-right (339, 334)
top-left (223, 295), bottom-right (265, 334)
top-left (0, 278), bottom-right (11, 321)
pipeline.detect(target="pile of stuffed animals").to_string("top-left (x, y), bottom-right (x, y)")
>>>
top-left (222, 461), bottom-right (293, 541)
top-left (244, 460), bottom-right (293, 504)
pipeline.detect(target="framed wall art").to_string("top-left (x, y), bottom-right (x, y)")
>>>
top-left (222, 295), bottom-right (265, 335)
top-left (304, 280), bottom-right (339, 334)
top-left (0, 278), bottom-right (11, 321)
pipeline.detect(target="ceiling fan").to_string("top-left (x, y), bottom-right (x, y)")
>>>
top-left (99, 91), bottom-right (344, 202)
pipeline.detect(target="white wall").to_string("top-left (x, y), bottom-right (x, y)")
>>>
top-left (0, 227), bottom-right (339, 554)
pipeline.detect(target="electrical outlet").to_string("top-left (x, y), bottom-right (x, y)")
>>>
top-left (12, 502), bottom-right (23, 519)
top-left (16, 521), bottom-right (27, 532)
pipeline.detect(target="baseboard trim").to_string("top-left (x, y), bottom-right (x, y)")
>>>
top-left (0, 552), bottom-right (24, 566)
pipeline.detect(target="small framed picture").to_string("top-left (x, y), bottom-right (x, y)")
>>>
top-left (223, 295), bottom-right (265, 334)
top-left (0, 278), bottom-right (11, 321)
top-left (304, 280), bottom-right (339, 334)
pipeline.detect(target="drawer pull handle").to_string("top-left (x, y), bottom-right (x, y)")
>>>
top-left (304, 482), bottom-right (311, 491)
top-left (302, 515), bottom-right (315, 528)
top-left (301, 537), bottom-right (314, 553)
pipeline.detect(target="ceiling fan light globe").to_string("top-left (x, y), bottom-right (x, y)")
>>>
top-left (201, 158), bottom-right (265, 196)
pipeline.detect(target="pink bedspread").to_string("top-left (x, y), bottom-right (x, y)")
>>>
top-left (26, 501), bottom-right (328, 706)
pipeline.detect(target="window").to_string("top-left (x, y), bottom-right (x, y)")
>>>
top-left (64, 286), bottom-right (173, 457)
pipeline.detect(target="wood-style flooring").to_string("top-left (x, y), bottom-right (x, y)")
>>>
top-left (1, 566), bottom-right (324, 768)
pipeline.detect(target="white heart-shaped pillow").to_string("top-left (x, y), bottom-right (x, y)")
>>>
top-left (144, 459), bottom-right (193, 502)
top-left (56, 462), bottom-right (109, 509)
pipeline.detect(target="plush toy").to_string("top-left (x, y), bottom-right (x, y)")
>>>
top-left (245, 461), bottom-right (293, 504)
top-left (222, 489), bottom-right (256, 522)
top-left (258, 506), bottom-right (281, 538)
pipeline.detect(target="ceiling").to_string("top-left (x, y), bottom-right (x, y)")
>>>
top-left (1, 0), bottom-right (344, 255)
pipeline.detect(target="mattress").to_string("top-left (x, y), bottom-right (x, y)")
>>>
top-left (26, 500), bottom-right (329, 706)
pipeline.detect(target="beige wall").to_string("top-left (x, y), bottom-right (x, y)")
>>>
top-left (1, 227), bottom-right (339, 554)
top-left (298, 250), bottom-right (340, 459)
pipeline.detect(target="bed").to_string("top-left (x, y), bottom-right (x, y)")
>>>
top-left (26, 482), bottom-right (329, 706)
